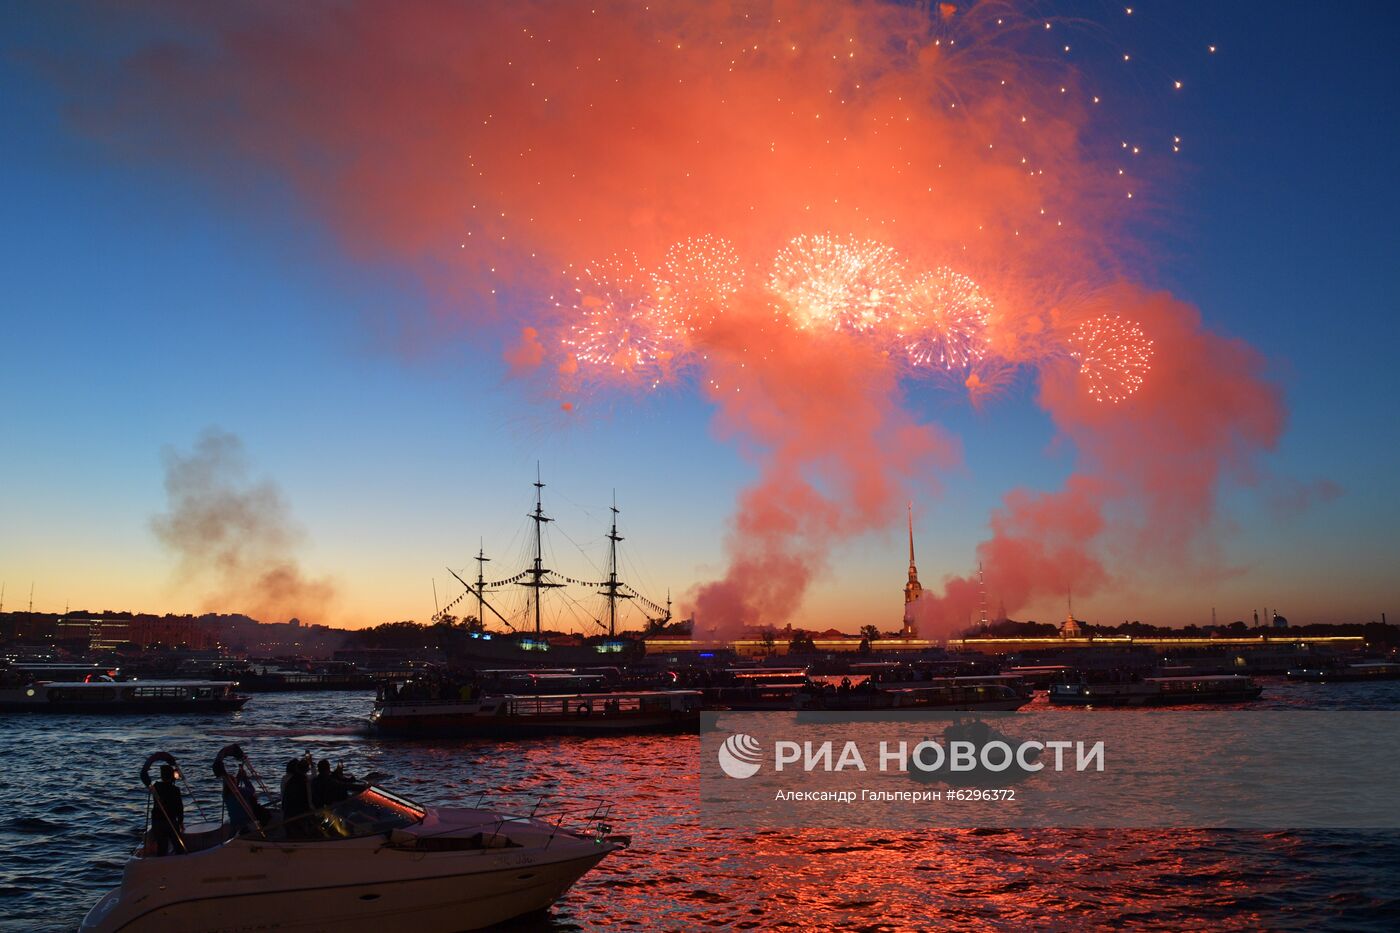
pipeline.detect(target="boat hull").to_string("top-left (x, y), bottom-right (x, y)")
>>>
top-left (371, 710), bottom-right (697, 738)
top-left (1286, 666), bottom-right (1400, 683)
top-left (0, 697), bottom-right (249, 714)
top-left (1048, 686), bottom-right (1263, 707)
top-left (80, 846), bottom-right (610, 933)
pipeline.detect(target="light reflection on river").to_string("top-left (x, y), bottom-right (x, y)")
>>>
top-left (2, 679), bottom-right (1398, 931)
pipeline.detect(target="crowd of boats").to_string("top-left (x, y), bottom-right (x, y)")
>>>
top-left (6, 653), bottom-right (1391, 929)
top-left (7, 655), bottom-right (1398, 734)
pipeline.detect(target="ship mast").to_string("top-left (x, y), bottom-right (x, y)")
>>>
top-left (474, 541), bottom-right (491, 631)
top-left (521, 465), bottom-right (563, 636)
top-left (600, 492), bottom-right (633, 637)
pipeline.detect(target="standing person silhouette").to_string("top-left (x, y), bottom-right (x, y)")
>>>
top-left (150, 765), bottom-right (184, 856)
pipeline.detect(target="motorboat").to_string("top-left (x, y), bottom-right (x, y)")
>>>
top-left (80, 746), bottom-right (626, 932)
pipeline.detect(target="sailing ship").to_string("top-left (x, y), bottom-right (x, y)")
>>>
top-left (426, 470), bottom-right (675, 666)
top-left (370, 472), bottom-right (702, 736)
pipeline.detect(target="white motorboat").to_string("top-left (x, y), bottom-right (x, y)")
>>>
top-left (81, 748), bottom-right (626, 932)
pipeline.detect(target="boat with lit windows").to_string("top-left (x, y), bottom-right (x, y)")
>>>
top-left (1048, 674), bottom-right (1263, 706)
top-left (80, 746), bottom-right (627, 932)
top-left (370, 684), bottom-right (702, 738)
top-left (701, 668), bottom-right (811, 711)
top-left (0, 677), bottom-right (248, 714)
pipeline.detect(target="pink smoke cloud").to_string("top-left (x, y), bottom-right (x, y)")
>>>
top-left (50, 2), bottom-right (1303, 634)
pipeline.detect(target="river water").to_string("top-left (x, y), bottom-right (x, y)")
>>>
top-left (2, 679), bottom-right (1399, 931)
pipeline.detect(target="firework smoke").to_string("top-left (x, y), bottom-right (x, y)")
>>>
top-left (68, 1), bottom-right (1289, 636)
top-left (152, 429), bottom-right (335, 623)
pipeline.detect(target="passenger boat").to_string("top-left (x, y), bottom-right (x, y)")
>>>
top-left (81, 747), bottom-right (625, 932)
top-left (795, 682), bottom-right (1029, 713)
top-left (1048, 674), bottom-right (1263, 707)
top-left (0, 678), bottom-right (248, 714)
top-left (999, 665), bottom-right (1071, 690)
top-left (702, 668), bottom-right (811, 711)
top-left (370, 688), bottom-right (702, 738)
top-left (1286, 660), bottom-right (1400, 682)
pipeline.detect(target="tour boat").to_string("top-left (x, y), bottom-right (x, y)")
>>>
top-left (1048, 674), bottom-right (1263, 707)
top-left (794, 682), bottom-right (1029, 713)
top-left (80, 748), bottom-right (626, 932)
top-left (370, 688), bottom-right (702, 738)
top-left (0, 678), bottom-right (248, 714)
top-left (1286, 660), bottom-right (1400, 682)
top-left (702, 668), bottom-right (811, 711)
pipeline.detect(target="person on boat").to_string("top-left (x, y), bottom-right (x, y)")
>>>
top-left (150, 764), bottom-right (184, 856)
top-left (223, 764), bottom-right (260, 835)
top-left (312, 759), bottom-right (349, 808)
top-left (280, 758), bottom-right (312, 836)
top-left (240, 765), bottom-right (272, 823)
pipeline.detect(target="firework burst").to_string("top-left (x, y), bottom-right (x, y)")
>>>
top-left (769, 235), bottom-right (907, 335)
top-left (560, 253), bottom-right (681, 383)
top-left (653, 235), bottom-right (746, 337)
top-left (898, 267), bottom-right (993, 371)
top-left (1068, 314), bottom-right (1155, 403)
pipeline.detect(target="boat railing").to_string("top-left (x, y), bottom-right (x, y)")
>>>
top-left (377, 695), bottom-right (487, 708)
top-left (396, 792), bottom-right (617, 850)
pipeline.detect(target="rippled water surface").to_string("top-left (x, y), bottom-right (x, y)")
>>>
top-left (3, 679), bottom-right (1399, 931)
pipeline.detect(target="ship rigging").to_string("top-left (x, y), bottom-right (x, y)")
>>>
top-left (433, 471), bottom-right (672, 639)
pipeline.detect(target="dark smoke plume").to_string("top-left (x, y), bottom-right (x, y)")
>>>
top-left (152, 429), bottom-right (335, 622)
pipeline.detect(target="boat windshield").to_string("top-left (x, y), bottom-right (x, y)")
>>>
top-left (262, 787), bottom-right (426, 841)
top-left (322, 787), bottom-right (426, 837)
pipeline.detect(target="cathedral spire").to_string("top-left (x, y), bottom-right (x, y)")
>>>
top-left (903, 503), bottom-right (922, 638)
top-left (907, 502), bottom-right (917, 578)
